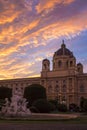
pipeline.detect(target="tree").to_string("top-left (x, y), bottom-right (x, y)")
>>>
top-left (0, 86), bottom-right (12, 100)
top-left (24, 84), bottom-right (46, 106)
top-left (0, 86), bottom-right (12, 110)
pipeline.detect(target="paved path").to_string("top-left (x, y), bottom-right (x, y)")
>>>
top-left (0, 123), bottom-right (87, 130)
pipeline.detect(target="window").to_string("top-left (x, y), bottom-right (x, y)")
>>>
top-left (78, 67), bottom-right (80, 72)
top-left (80, 85), bottom-right (85, 92)
top-left (62, 85), bottom-right (66, 92)
top-left (63, 80), bottom-right (66, 84)
top-left (58, 60), bottom-right (62, 68)
top-left (66, 61), bottom-right (68, 67)
top-left (44, 64), bottom-right (46, 69)
top-left (56, 80), bottom-right (58, 83)
top-left (62, 96), bottom-right (66, 102)
top-left (55, 85), bottom-right (59, 92)
top-left (15, 83), bottom-right (18, 86)
top-left (69, 78), bottom-right (72, 86)
top-left (70, 61), bottom-right (73, 67)
top-left (53, 63), bottom-right (55, 68)
top-left (41, 80), bottom-right (44, 85)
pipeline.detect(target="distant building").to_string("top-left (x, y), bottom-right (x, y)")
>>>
top-left (0, 41), bottom-right (87, 107)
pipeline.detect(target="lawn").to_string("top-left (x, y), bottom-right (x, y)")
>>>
top-left (0, 114), bottom-right (87, 124)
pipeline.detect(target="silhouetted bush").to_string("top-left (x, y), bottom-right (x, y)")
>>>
top-left (82, 99), bottom-right (87, 112)
top-left (0, 99), bottom-right (5, 110)
top-left (80, 97), bottom-right (86, 112)
top-left (69, 103), bottom-right (79, 112)
top-left (48, 99), bottom-right (58, 110)
top-left (24, 84), bottom-right (46, 106)
top-left (57, 103), bottom-right (67, 112)
top-left (0, 87), bottom-right (12, 100)
top-left (32, 99), bottom-right (55, 113)
top-left (29, 106), bottom-right (39, 113)
top-left (0, 87), bottom-right (12, 110)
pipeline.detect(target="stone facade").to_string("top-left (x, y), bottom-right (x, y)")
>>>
top-left (0, 41), bottom-right (87, 107)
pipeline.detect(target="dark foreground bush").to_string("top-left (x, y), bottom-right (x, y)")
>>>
top-left (57, 103), bottom-right (67, 112)
top-left (0, 87), bottom-right (12, 100)
top-left (32, 99), bottom-right (55, 113)
top-left (24, 84), bottom-right (46, 106)
top-left (69, 103), bottom-right (79, 112)
top-left (0, 99), bottom-right (5, 110)
top-left (49, 99), bottom-right (58, 109)
top-left (29, 106), bottom-right (40, 113)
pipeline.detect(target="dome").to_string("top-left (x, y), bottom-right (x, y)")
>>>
top-left (54, 41), bottom-right (74, 57)
top-left (43, 58), bottom-right (50, 63)
top-left (77, 63), bottom-right (83, 66)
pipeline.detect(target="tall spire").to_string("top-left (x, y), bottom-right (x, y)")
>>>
top-left (61, 40), bottom-right (66, 55)
top-left (61, 40), bottom-right (66, 48)
top-left (62, 39), bottom-right (64, 44)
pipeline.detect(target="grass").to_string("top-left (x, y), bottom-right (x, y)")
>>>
top-left (0, 115), bottom-right (87, 124)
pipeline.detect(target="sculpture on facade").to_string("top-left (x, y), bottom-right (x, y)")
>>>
top-left (1, 87), bottom-right (31, 117)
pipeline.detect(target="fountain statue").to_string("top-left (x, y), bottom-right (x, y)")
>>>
top-left (1, 87), bottom-right (31, 117)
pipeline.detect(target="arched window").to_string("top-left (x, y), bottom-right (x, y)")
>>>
top-left (56, 80), bottom-right (58, 83)
top-left (78, 67), bottom-right (81, 72)
top-left (58, 60), bottom-right (62, 68)
top-left (66, 61), bottom-right (68, 68)
top-left (53, 63), bottom-right (55, 68)
top-left (55, 85), bottom-right (59, 92)
top-left (70, 61), bottom-right (73, 67)
top-left (44, 64), bottom-right (46, 69)
top-left (62, 96), bottom-right (66, 102)
top-left (80, 85), bottom-right (85, 92)
top-left (62, 85), bottom-right (66, 92)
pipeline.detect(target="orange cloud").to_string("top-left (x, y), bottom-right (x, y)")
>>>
top-left (28, 10), bottom-right (87, 42)
top-left (0, 3), bottom-right (21, 25)
top-left (0, 12), bottom-right (20, 25)
top-left (0, 9), bottom-right (87, 58)
top-left (0, 18), bottom-right (40, 56)
top-left (0, 58), bottom-right (35, 80)
top-left (0, 0), bottom-right (87, 79)
top-left (36, 0), bottom-right (75, 13)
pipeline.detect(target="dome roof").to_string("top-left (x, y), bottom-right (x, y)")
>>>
top-left (54, 41), bottom-right (74, 57)
top-left (77, 63), bottom-right (83, 66)
top-left (43, 58), bottom-right (50, 62)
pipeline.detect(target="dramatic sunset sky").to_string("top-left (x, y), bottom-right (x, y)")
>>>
top-left (0, 0), bottom-right (87, 79)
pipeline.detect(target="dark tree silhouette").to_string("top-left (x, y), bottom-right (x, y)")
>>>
top-left (0, 86), bottom-right (12, 100)
top-left (24, 84), bottom-right (46, 106)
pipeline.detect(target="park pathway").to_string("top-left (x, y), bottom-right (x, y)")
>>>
top-left (0, 123), bottom-right (87, 130)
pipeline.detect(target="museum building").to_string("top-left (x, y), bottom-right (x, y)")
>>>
top-left (0, 41), bottom-right (87, 107)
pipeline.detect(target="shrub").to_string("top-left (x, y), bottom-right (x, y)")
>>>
top-left (69, 103), bottom-right (79, 112)
top-left (49, 99), bottom-right (58, 110)
top-left (24, 84), bottom-right (46, 106)
top-left (80, 97), bottom-right (85, 112)
top-left (57, 103), bottom-right (67, 112)
top-left (0, 99), bottom-right (5, 110)
top-left (0, 87), bottom-right (12, 100)
top-left (32, 99), bottom-right (55, 113)
top-left (29, 106), bottom-right (40, 113)
top-left (83, 99), bottom-right (87, 112)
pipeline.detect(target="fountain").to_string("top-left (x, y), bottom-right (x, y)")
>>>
top-left (1, 87), bottom-right (31, 117)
